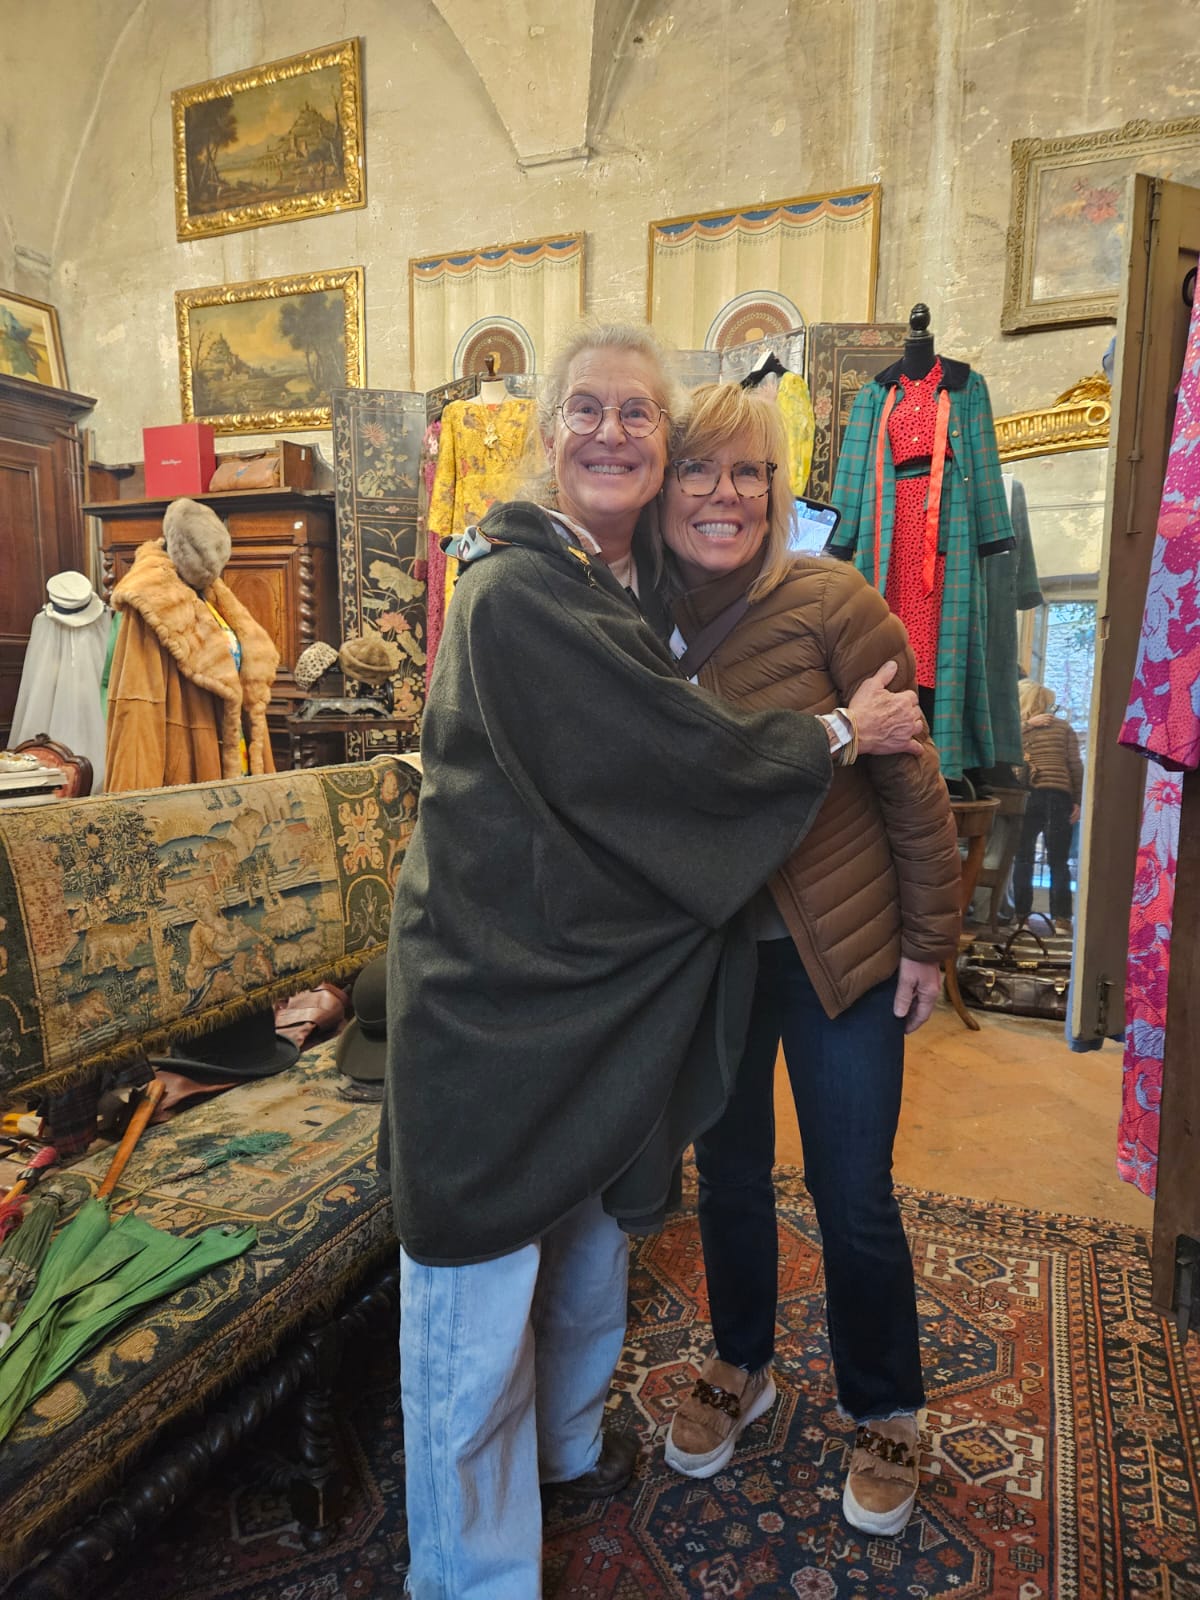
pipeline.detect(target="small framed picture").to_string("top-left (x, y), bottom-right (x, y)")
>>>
top-left (0, 289), bottom-right (68, 389)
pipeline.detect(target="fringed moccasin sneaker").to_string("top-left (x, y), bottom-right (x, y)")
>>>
top-left (843, 1412), bottom-right (920, 1536)
top-left (663, 1356), bottom-right (777, 1479)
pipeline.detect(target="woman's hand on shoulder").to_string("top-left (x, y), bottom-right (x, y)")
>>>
top-left (893, 957), bottom-right (942, 1033)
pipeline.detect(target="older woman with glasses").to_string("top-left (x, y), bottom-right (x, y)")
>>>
top-left (658, 383), bottom-right (960, 1538)
top-left (381, 328), bottom-right (927, 1599)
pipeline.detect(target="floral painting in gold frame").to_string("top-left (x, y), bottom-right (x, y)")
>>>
top-left (1003, 117), bottom-right (1200, 332)
top-left (176, 268), bottom-right (365, 434)
top-left (172, 39), bottom-right (365, 241)
top-left (0, 288), bottom-right (68, 388)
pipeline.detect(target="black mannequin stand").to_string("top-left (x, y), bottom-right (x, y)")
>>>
top-left (902, 303), bottom-right (937, 380)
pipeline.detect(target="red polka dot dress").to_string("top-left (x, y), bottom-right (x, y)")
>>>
top-left (885, 359), bottom-right (947, 688)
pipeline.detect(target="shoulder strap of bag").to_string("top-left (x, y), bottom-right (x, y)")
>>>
top-left (676, 594), bottom-right (752, 679)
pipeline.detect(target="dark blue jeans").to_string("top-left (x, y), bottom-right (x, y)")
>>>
top-left (695, 937), bottom-right (925, 1422)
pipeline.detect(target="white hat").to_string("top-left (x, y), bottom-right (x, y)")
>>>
top-left (45, 570), bottom-right (105, 628)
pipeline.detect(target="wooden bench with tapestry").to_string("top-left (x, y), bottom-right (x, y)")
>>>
top-left (0, 756), bottom-right (419, 1596)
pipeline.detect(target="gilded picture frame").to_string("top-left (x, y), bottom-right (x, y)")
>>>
top-left (172, 38), bottom-right (365, 241)
top-left (1002, 117), bottom-right (1200, 332)
top-left (0, 288), bottom-right (68, 388)
top-left (176, 267), bottom-right (365, 434)
top-left (994, 375), bottom-right (1112, 462)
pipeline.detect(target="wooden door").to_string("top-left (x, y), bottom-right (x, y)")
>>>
top-left (1074, 176), bottom-right (1200, 1043)
top-left (1074, 176), bottom-right (1200, 1323)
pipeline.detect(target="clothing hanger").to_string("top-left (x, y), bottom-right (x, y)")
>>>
top-left (740, 351), bottom-right (788, 390)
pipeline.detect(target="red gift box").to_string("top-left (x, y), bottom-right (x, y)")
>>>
top-left (143, 423), bottom-right (217, 499)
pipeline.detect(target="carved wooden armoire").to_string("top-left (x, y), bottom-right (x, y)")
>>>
top-left (0, 374), bottom-right (95, 742)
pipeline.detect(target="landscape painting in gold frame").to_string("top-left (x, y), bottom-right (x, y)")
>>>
top-left (0, 288), bottom-right (68, 388)
top-left (172, 38), bottom-right (365, 241)
top-left (176, 268), bottom-right (365, 434)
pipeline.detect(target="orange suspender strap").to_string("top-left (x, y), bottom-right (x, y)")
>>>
top-left (872, 385), bottom-right (899, 591)
top-left (923, 388), bottom-right (952, 595)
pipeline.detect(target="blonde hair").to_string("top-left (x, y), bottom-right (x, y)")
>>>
top-left (1019, 679), bottom-right (1056, 719)
top-left (663, 383), bottom-right (796, 602)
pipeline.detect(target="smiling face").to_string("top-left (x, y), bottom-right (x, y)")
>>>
top-left (549, 347), bottom-right (670, 560)
top-left (661, 435), bottom-right (772, 585)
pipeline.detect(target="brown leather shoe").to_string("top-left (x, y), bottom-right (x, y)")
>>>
top-left (843, 1412), bottom-right (920, 1536)
top-left (544, 1430), bottom-right (639, 1500)
top-left (664, 1356), bottom-right (777, 1479)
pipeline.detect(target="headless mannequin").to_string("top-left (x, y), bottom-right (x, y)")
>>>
top-left (105, 499), bottom-right (278, 790)
top-left (901, 303), bottom-right (937, 380)
top-left (478, 355), bottom-right (508, 407)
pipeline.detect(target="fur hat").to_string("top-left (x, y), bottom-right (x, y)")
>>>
top-left (339, 633), bottom-right (399, 685)
top-left (163, 498), bottom-right (232, 590)
top-left (295, 640), bottom-right (340, 690)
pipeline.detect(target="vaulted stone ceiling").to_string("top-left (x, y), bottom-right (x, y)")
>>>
top-left (419, 0), bottom-right (644, 166)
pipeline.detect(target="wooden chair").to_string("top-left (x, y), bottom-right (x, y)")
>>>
top-left (943, 796), bottom-right (999, 1031)
top-left (11, 733), bottom-right (93, 798)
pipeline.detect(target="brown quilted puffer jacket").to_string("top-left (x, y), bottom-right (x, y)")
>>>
top-left (673, 555), bottom-right (961, 1018)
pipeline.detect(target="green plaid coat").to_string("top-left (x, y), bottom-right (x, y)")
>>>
top-left (828, 359), bottom-right (1014, 780)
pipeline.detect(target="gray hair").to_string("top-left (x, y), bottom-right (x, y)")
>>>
top-left (538, 320), bottom-right (682, 435)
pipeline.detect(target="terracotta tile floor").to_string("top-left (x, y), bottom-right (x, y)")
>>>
top-left (774, 999), bottom-right (1154, 1229)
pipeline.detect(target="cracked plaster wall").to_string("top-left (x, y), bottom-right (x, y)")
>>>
top-left (1, 0), bottom-right (1197, 457)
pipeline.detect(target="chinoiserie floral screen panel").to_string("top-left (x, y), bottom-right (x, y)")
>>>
top-left (332, 387), bottom-right (428, 746)
top-left (805, 322), bottom-right (908, 501)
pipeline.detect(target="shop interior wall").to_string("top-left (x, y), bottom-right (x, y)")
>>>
top-left (3, 0), bottom-right (1199, 461)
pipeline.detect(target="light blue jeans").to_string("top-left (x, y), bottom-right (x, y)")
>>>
top-left (400, 1195), bottom-right (629, 1600)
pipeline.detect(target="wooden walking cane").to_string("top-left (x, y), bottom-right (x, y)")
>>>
top-left (95, 1080), bottom-right (166, 1200)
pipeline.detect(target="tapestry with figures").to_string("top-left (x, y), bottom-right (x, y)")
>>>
top-left (332, 386), bottom-right (429, 742)
top-left (0, 759), bottom-right (419, 1095)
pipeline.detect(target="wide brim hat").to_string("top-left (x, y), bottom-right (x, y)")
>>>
top-left (148, 1007), bottom-right (299, 1083)
top-left (334, 956), bottom-right (387, 1083)
top-left (45, 570), bottom-right (105, 628)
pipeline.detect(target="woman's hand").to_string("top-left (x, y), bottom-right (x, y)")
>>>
top-left (893, 957), bottom-right (942, 1033)
top-left (847, 660), bottom-right (924, 757)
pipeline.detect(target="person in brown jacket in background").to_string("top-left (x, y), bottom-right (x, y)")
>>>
top-left (657, 384), bottom-right (961, 1538)
top-left (1013, 678), bottom-right (1084, 935)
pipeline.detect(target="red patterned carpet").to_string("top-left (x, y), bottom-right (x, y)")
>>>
top-left (100, 1171), bottom-right (1200, 1600)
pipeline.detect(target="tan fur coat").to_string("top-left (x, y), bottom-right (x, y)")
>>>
top-left (105, 538), bottom-right (279, 792)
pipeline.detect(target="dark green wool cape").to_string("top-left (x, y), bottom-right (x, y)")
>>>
top-left (379, 503), bottom-right (832, 1265)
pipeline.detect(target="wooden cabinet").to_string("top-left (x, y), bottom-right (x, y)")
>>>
top-left (0, 375), bottom-right (95, 741)
top-left (84, 484), bottom-right (338, 770)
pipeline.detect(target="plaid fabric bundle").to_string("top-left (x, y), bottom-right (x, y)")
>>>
top-left (828, 359), bottom-right (1014, 780)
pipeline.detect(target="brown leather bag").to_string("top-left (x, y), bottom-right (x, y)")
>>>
top-left (208, 452), bottom-right (281, 492)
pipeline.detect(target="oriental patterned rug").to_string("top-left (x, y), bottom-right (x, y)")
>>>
top-left (99, 1172), bottom-right (1200, 1600)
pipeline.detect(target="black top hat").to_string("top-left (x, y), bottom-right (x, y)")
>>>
top-left (335, 956), bottom-right (387, 1084)
top-left (149, 1007), bottom-right (299, 1083)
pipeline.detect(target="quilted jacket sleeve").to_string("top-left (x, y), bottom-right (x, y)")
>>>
top-left (820, 564), bottom-right (962, 963)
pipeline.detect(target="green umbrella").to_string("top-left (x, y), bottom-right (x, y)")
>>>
top-left (0, 1085), bottom-right (255, 1443)
top-left (0, 1200), bottom-right (254, 1441)
top-left (0, 1175), bottom-right (90, 1345)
